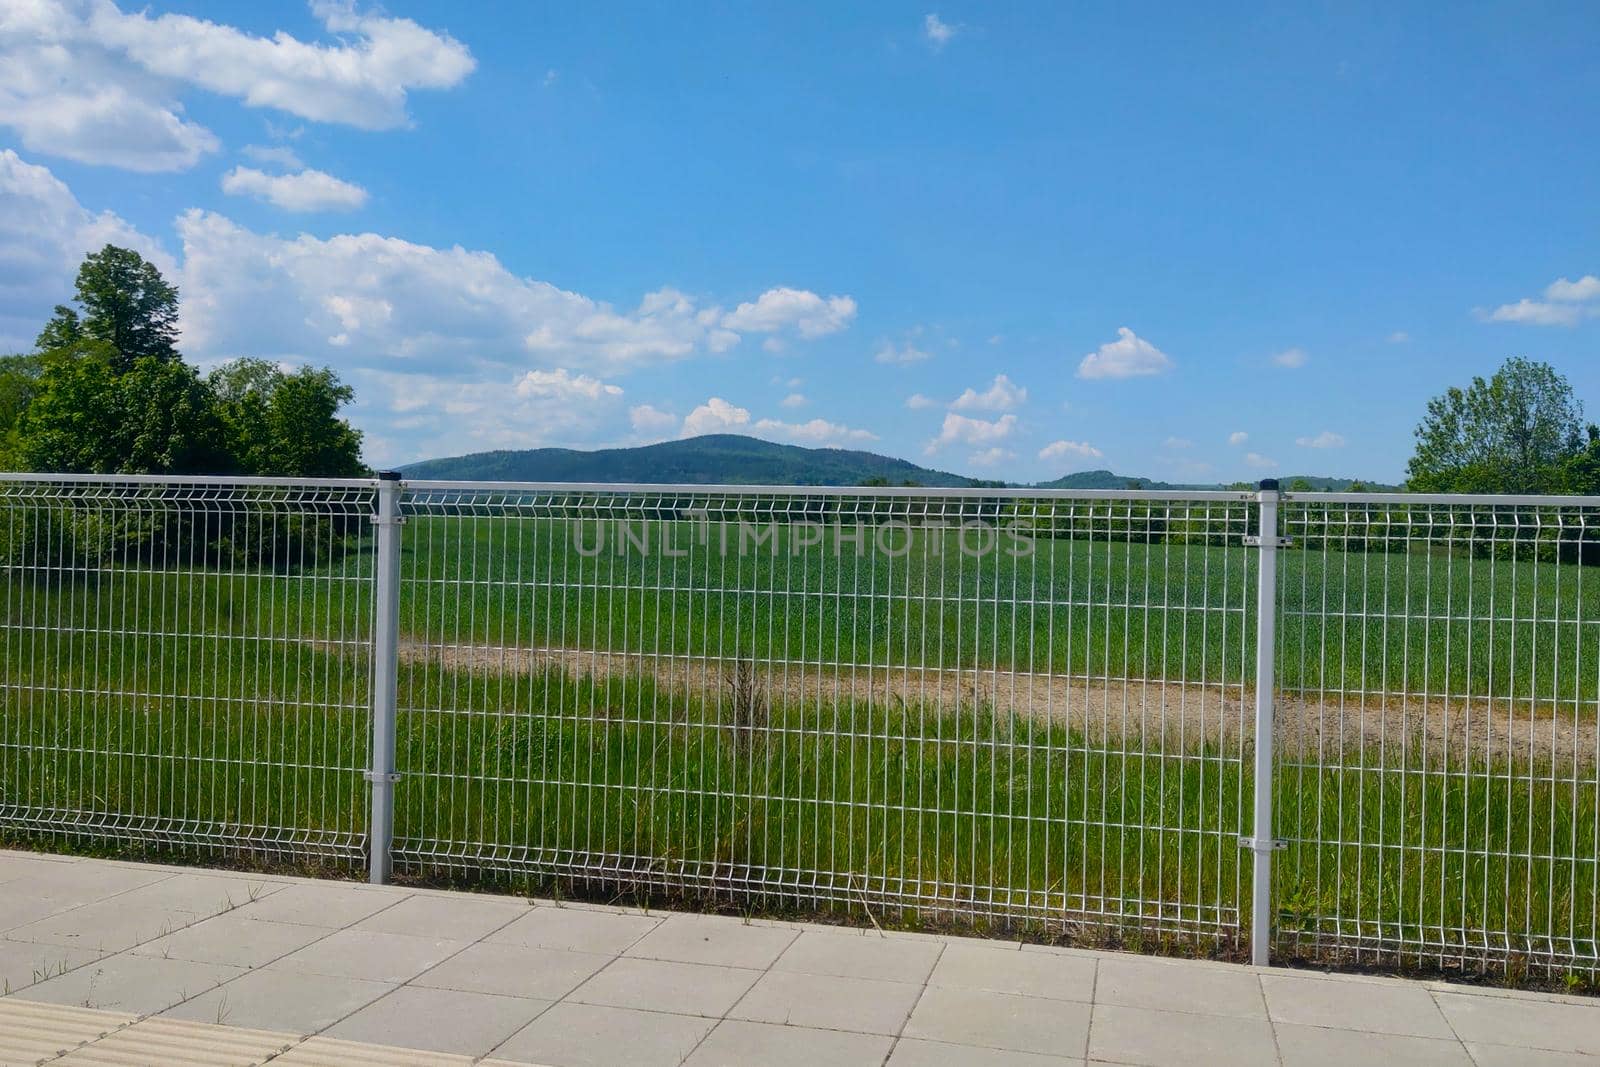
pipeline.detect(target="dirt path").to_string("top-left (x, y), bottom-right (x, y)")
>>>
top-left (379, 639), bottom-right (1599, 768)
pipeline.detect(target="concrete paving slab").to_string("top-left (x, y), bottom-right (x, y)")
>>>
top-left (1261, 971), bottom-right (1457, 1039)
top-left (885, 1038), bottom-right (1085, 1066)
top-left (161, 968), bottom-right (396, 1034)
top-left (1433, 989), bottom-right (1600, 1055)
top-left (927, 940), bottom-right (1097, 1002)
top-left (278, 1034), bottom-right (475, 1065)
top-left (903, 986), bottom-right (1092, 1057)
top-left (1087, 1002), bottom-right (1279, 1067)
top-left (129, 913), bottom-right (328, 968)
top-left (0, 940), bottom-right (102, 996)
top-left (270, 928), bottom-right (467, 983)
top-left (1464, 1042), bottom-right (1600, 1067)
top-left (622, 912), bottom-right (797, 968)
top-left (683, 1019), bottom-right (894, 1067)
top-left (772, 929), bottom-right (944, 984)
top-left (233, 882), bottom-right (406, 928)
top-left (729, 969), bottom-right (923, 1035)
top-left (351, 892), bottom-right (529, 942)
top-left (1093, 953), bottom-right (1267, 1018)
top-left (487, 905), bottom-right (661, 955)
top-left (412, 940), bottom-right (611, 1000)
top-left (1273, 1021), bottom-right (1472, 1066)
top-left (110, 872), bottom-right (285, 916)
top-left (324, 984), bottom-right (550, 1058)
top-left (3, 901), bottom-right (204, 954)
top-left (568, 957), bottom-right (761, 1017)
top-left (15, 952), bottom-right (245, 1014)
top-left (490, 1000), bottom-right (716, 1067)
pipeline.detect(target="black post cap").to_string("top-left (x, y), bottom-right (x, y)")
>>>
top-left (1259, 478), bottom-right (1279, 491)
top-left (378, 470), bottom-right (401, 481)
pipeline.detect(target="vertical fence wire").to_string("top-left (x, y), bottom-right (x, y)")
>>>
top-left (0, 475), bottom-right (377, 863)
top-left (1274, 493), bottom-right (1600, 979)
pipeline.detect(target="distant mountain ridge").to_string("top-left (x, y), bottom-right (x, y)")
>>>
top-left (400, 434), bottom-right (1397, 491)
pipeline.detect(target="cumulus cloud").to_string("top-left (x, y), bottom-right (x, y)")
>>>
top-left (721, 287), bottom-right (856, 338)
top-left (1245, 452), bottom-right (1278, 470)
top-left (780, 393), bottom-right (807, 408)
top-left (629, 404), bottom-right (677, 436)
top-left (1295, 431), bottom-right (1345, 448)
top-left (1387, 330), bottom-right (1410, 344)
top-left (1077, 327), bottom-right (1174, 380)
top-left (1228, 431), bottom-right (1249, 446)
top-left (969, 447), bottom-right (1014, 468)
top-left (1039, 439), bottom-right (1103, 462)
top-left (905, 393), bottom-right (936, 409)
top-left (677, 397), bottom-right (875, 446)
top-left (240, 144), bottom-right (303, 169)
top-left (1481, 275), bottom-right (1600, 327)
top-left (926, 412), bottom-right (1017, 453)
top-left (681, 397), bottom-right (750, 437)
top-left (221, 166), bottom-right (368, 212)
top-left (0, 148), bottom-right (169, 347)
top-left (0, 1), bottom-right (475, 172)
top-left (874, 340), bottom-right (931, 365)
top-left (1271, 347), bottom-right (1308, 368)
top-left (950, 374), bottom-right (1027, 412)
top-left (923, 13), bottom-right (957, 50)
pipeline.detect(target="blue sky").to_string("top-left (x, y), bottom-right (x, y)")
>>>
top-left (1, 2), bottom-right (1596, 482)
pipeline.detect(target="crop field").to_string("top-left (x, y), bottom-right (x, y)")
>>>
top-left (1, 502), bottom-right (1597, 977)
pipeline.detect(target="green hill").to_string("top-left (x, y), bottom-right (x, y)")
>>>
top-left (400, 434), bottom-right (1398, 491)
top-left (400, 434), bottom-right (975, 486)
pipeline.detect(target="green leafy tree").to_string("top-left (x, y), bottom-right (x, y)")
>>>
top-left (1407, 357), bottom-right (1583, 493)
top-left (19, 351), bottom-right (229, 474)
top-left (40, 246), bottom-right (179, 370)
top-left (208, 359), bottom-right (366, 477)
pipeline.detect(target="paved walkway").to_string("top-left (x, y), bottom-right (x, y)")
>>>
top-left (0, 850), bottom-right (1596, 1066)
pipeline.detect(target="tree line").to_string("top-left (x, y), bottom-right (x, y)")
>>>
top-left (1, 245), bottom-right (364, 478)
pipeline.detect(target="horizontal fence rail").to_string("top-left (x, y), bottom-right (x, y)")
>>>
top-left (1, 472), bottom-right (1596, 980)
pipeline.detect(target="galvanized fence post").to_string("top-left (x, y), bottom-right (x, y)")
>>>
top-left (1245, 478), bottom-right (1285, 966)
top-left (367, 471), bottom-right (404, 884)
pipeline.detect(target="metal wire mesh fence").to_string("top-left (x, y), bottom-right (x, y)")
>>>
top-left (389, 484), bottom-right (1257, 943)
top-left (2, 472), bottom-right (1596, 978)
top-left (0, 475), bottom-right (376, 863)
top-left (1274, 492), bottom-right (1600, 978)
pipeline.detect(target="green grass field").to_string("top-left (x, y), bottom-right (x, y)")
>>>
top-left (2, 509), bottom-right (1597, 979)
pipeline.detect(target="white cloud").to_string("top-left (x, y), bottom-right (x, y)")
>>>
top-left (1228, 431), bottom-right (1249, 446)
top-left (1164, 436), bottom-right (1193, 450)
top-left (762, 337), bottom-right (787, 354)
top-left (629, 404), bottom-right (677, 436)
top-left (780, 392), bottom-right (807, 408)
top-left (923, 13), bottom-right (957, 50)
top-left (0, 148), bottom-right (170, 347)
top-left (1387, 330), bottom-right (1410, 344)
top-left (905, 393), bottom-right (936, 409)
top-left (1481, 275), bottom-right (1600, 327)
top-left (950, 374), bottom-right (1027, 412)
top-left (1077, 327), bottom-right (1174, 380)
top-left (241, 144), bottom-right (303, 169)
top-left (1271, 346), bottom-right (1308, 368)
top-left (681, 397), bottom-right (750, 437)
top-left (1295, 431), bottom-right (1345, 448)
top-left (1245, 452), bottom-right (1278, 470)
top-left (1039, 439), bottom-right (1103, 462)
top-left (969, 447), bottom-right (1013, 468)
top-left (221, 166), bottom-right (368, 212)
top-left (926, 412), bottom-right (1017, 453)
top-left (515, 368), bottom-right (622, 400)
top-left (721, 287), bottom-right (856, 339)
top-left (752, 417), bottom-right (877, 446)
top-left (875, 341), bottom-right (931, 365)
top-left (0, 1), bottom-right (475, 172)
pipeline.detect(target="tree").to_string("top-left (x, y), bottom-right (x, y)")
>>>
top-left (47, 246), bottom-right (180, 370)
top-left (1407, 357), bottom-right (1584, 493)
top-left (19, 351), bottom-right (229, 474)
top-left (208, 359), bottom-right (366, 477)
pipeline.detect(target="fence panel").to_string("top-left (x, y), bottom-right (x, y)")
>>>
top-left (0, 475), bottom-right (377, 864)
top-left (392, 483), bottom-right (1256, 942)
top-left (1273, 492), bottom-right (1600, 978)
